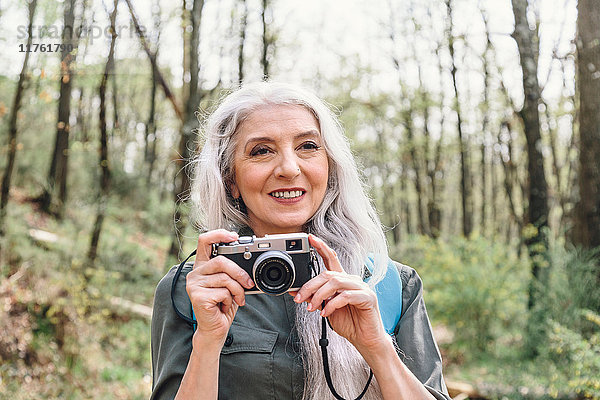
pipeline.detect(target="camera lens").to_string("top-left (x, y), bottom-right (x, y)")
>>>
top-left (253, 251), bottom-right (295, 295)
top-left (266, 265), bottom-right (282, 282)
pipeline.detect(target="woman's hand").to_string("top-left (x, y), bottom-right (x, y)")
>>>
top-left (291, 234), bottom-right (388, 353)
top-left (186, 229), bottom-right (255, 349)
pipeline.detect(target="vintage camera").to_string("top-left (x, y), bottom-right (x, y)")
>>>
top-left (211, 233), bottom-right (317, 295)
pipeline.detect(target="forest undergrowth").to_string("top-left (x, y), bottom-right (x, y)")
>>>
top-left (0, 192), bottom-right (599, 400)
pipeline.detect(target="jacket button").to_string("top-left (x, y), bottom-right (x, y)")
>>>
top-left (224, 335), bottom-right (233, 347)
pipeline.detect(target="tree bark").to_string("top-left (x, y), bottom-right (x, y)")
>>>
top-left (0, 0), bottom-right (37, 235)
top-left (261, 0), bottom-right (270, 79)
top-left (75, 87), bottom-right (88, 142)
top-left (574, 0), bottom-right (600, 249)
top-left (169, 0), bottom-right (205, 257)
top-left (427, 44), bottom-right (446, 239)
top-left (511, 0), bottom-right (551, 356)
top-left (480, 9), bottom-right (492, 236)
top-left (145, 60), bottom-right (158, 186)
top-left (38, 0), bottom-right (79, 218)
top-left (446, 0), bottom-right (473, 237)
top-left (145, 1), bottom-right (161, 186)
top-left (404, 105), bottom-right (429, 236)
top-left (238, 0), bottom-right (248, 85)
top-left (88, 0), bottom-right (117, 264)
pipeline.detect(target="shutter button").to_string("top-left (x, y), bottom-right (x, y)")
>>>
top-left (224, 334), bottom-right (233, 347)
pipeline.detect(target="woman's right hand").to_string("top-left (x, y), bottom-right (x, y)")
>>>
top-left (186, 229), bottom-right (255, 350)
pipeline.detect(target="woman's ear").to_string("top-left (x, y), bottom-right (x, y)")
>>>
top-left (229, 180), bottom-right (240, 199)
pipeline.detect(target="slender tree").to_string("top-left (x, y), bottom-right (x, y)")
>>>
top-left (145, 1), bottom-right (161, 186)
top-left (427, 41), bottom-right (447, 239)
top-left (511, 0), bottom-right (551, 356)
top-left (125, 0), bottom-right (183, 121)
top-left (169, 0), bottom-right (205, 257)
top-left (38, 0), bottom-right (80, 218)
top-left (238, 0), bottom-right (248, 85)
top-left (260, 0), bottom-right (272, 79)
top-left (446, 0), bottom-right (473, 237)
top-left (574, 0), bottom-right (600, 250)
top-left (87, 0), bottom-right (118, 264)
top-left (0, 0), bottom-right (37, 235)
top-left (479, 2), bottom-right (495, 237)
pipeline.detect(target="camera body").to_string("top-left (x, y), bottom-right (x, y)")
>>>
top-left (212, 233), bottom-right (317, 295)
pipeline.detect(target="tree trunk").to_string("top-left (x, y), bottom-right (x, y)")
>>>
top-left (169, 0), bottom-right (205, 258)
top-left (480, 12), bottom-right (492, 236)
top-left (39, 0), bottom-right (79, 218)
top-left (511, 0), bottom-right (551, 356)
top-left (145, 0), bottom-right (161, 187)
top-left (574, 0), bottom-right (600, 250)
top-left (404, 106), bottom-right (429, 236)
top-left (401, 167), bottom-right (413, 236)
top-left (261, 0), bottom-right (270, 79)
top-left (145, 61), bottom-right (158, 186)
top-left (0, 0), bottom-right (37, 235)
top-left (427, 44), bottom-right (446, 239)
top-left (88, 0), bottom-right (117, 264)
top-left (238, 0), bottom-right (248, 85)
top-left (446, 0), bottom-right (473, 237)
top-left (125, 0), bottom-right (182, 122)
top-left (75, 87), bottom-right (88, 142)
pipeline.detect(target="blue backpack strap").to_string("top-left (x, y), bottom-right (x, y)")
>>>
top-left (365, 256), bottom-right (403, 335)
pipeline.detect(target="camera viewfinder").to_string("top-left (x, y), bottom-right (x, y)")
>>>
top-left (286, 239), bottom-right (302, 251)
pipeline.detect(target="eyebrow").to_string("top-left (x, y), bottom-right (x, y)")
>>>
top-left (243, 130), bottom-right (321, 152)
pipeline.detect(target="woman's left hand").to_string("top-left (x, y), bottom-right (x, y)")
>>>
top-left (291, 234), bottom-right (388, 352)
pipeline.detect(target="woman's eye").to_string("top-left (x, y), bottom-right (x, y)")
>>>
top-left (250, 146), bottom-right (271, 156)
top-left (299, 141), bottom-right (320, 151)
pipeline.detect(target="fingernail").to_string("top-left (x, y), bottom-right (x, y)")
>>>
top-left (320, 309), bottom-right (325, 317)
top-left (307, 302), bottom-right (313, 311)
top-left (247, 278), bottom-right (254, 288)
top-left (294, 293), bottom-right (301, 302)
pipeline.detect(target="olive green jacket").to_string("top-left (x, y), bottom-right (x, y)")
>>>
top-left (150, 262), bottom-right (450, 400)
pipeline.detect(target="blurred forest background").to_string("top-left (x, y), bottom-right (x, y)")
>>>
top-left (0, 0), bottom-right (599, 398)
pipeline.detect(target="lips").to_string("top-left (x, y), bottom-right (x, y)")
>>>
top-left (269, 189), bottom-right (305, 199)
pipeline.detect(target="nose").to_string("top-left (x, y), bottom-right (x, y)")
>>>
top-left (274, 151), bottom-right (301, 179)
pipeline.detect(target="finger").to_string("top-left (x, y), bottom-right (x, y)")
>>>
top-left (320, 289), bottom-right (375, 318)
top-left (195, 256), bottom-right (254, 289)
top-left (307, 275), bottom-right (365, 311)
top-left (219, 289), bottom-right (234, 314)
top-left (293, 270), bottom-right (331, 304)
top-left (194, 229), bottom-right (239, 263)
top-left (308, 234), bottom-right (343, 272)
top-left (294, 270), bottom-right (360, 304)
top-left (188, 286), bottom-right (232, 312)
top-left (197, 272), bottom-right (247, 306)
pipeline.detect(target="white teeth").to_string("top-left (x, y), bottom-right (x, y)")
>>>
top-left (271, 190), bottom-right (303, 199)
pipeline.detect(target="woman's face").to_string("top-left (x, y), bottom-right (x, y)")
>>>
top-left (230, 104), bottom-right (329, 236)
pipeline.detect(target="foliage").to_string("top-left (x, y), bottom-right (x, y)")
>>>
top-left (546, 313), bottom-right (600, 399)
top-left (392, 234), bottom-right (529, 355)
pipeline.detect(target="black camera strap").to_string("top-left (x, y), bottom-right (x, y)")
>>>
top-left (171, 249), bottom-right (197, 327)
top-left (320, 316), bottom-right (374, 400)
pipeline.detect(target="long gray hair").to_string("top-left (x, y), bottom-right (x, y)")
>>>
top-left (189, 82), bottom-right (389, 399)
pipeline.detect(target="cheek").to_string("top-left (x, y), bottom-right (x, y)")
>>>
top-left (311, 159), bottom-right (329, 194)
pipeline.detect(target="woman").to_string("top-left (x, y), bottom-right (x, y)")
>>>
top-left (151, 82), bottom-right (450, 400)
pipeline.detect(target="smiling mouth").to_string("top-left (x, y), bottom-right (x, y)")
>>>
top-left (269, 190), bottom-right (305, 199)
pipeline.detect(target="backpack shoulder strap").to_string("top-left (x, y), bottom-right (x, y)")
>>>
top-left (365, 256), bottom-right (403, 335)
